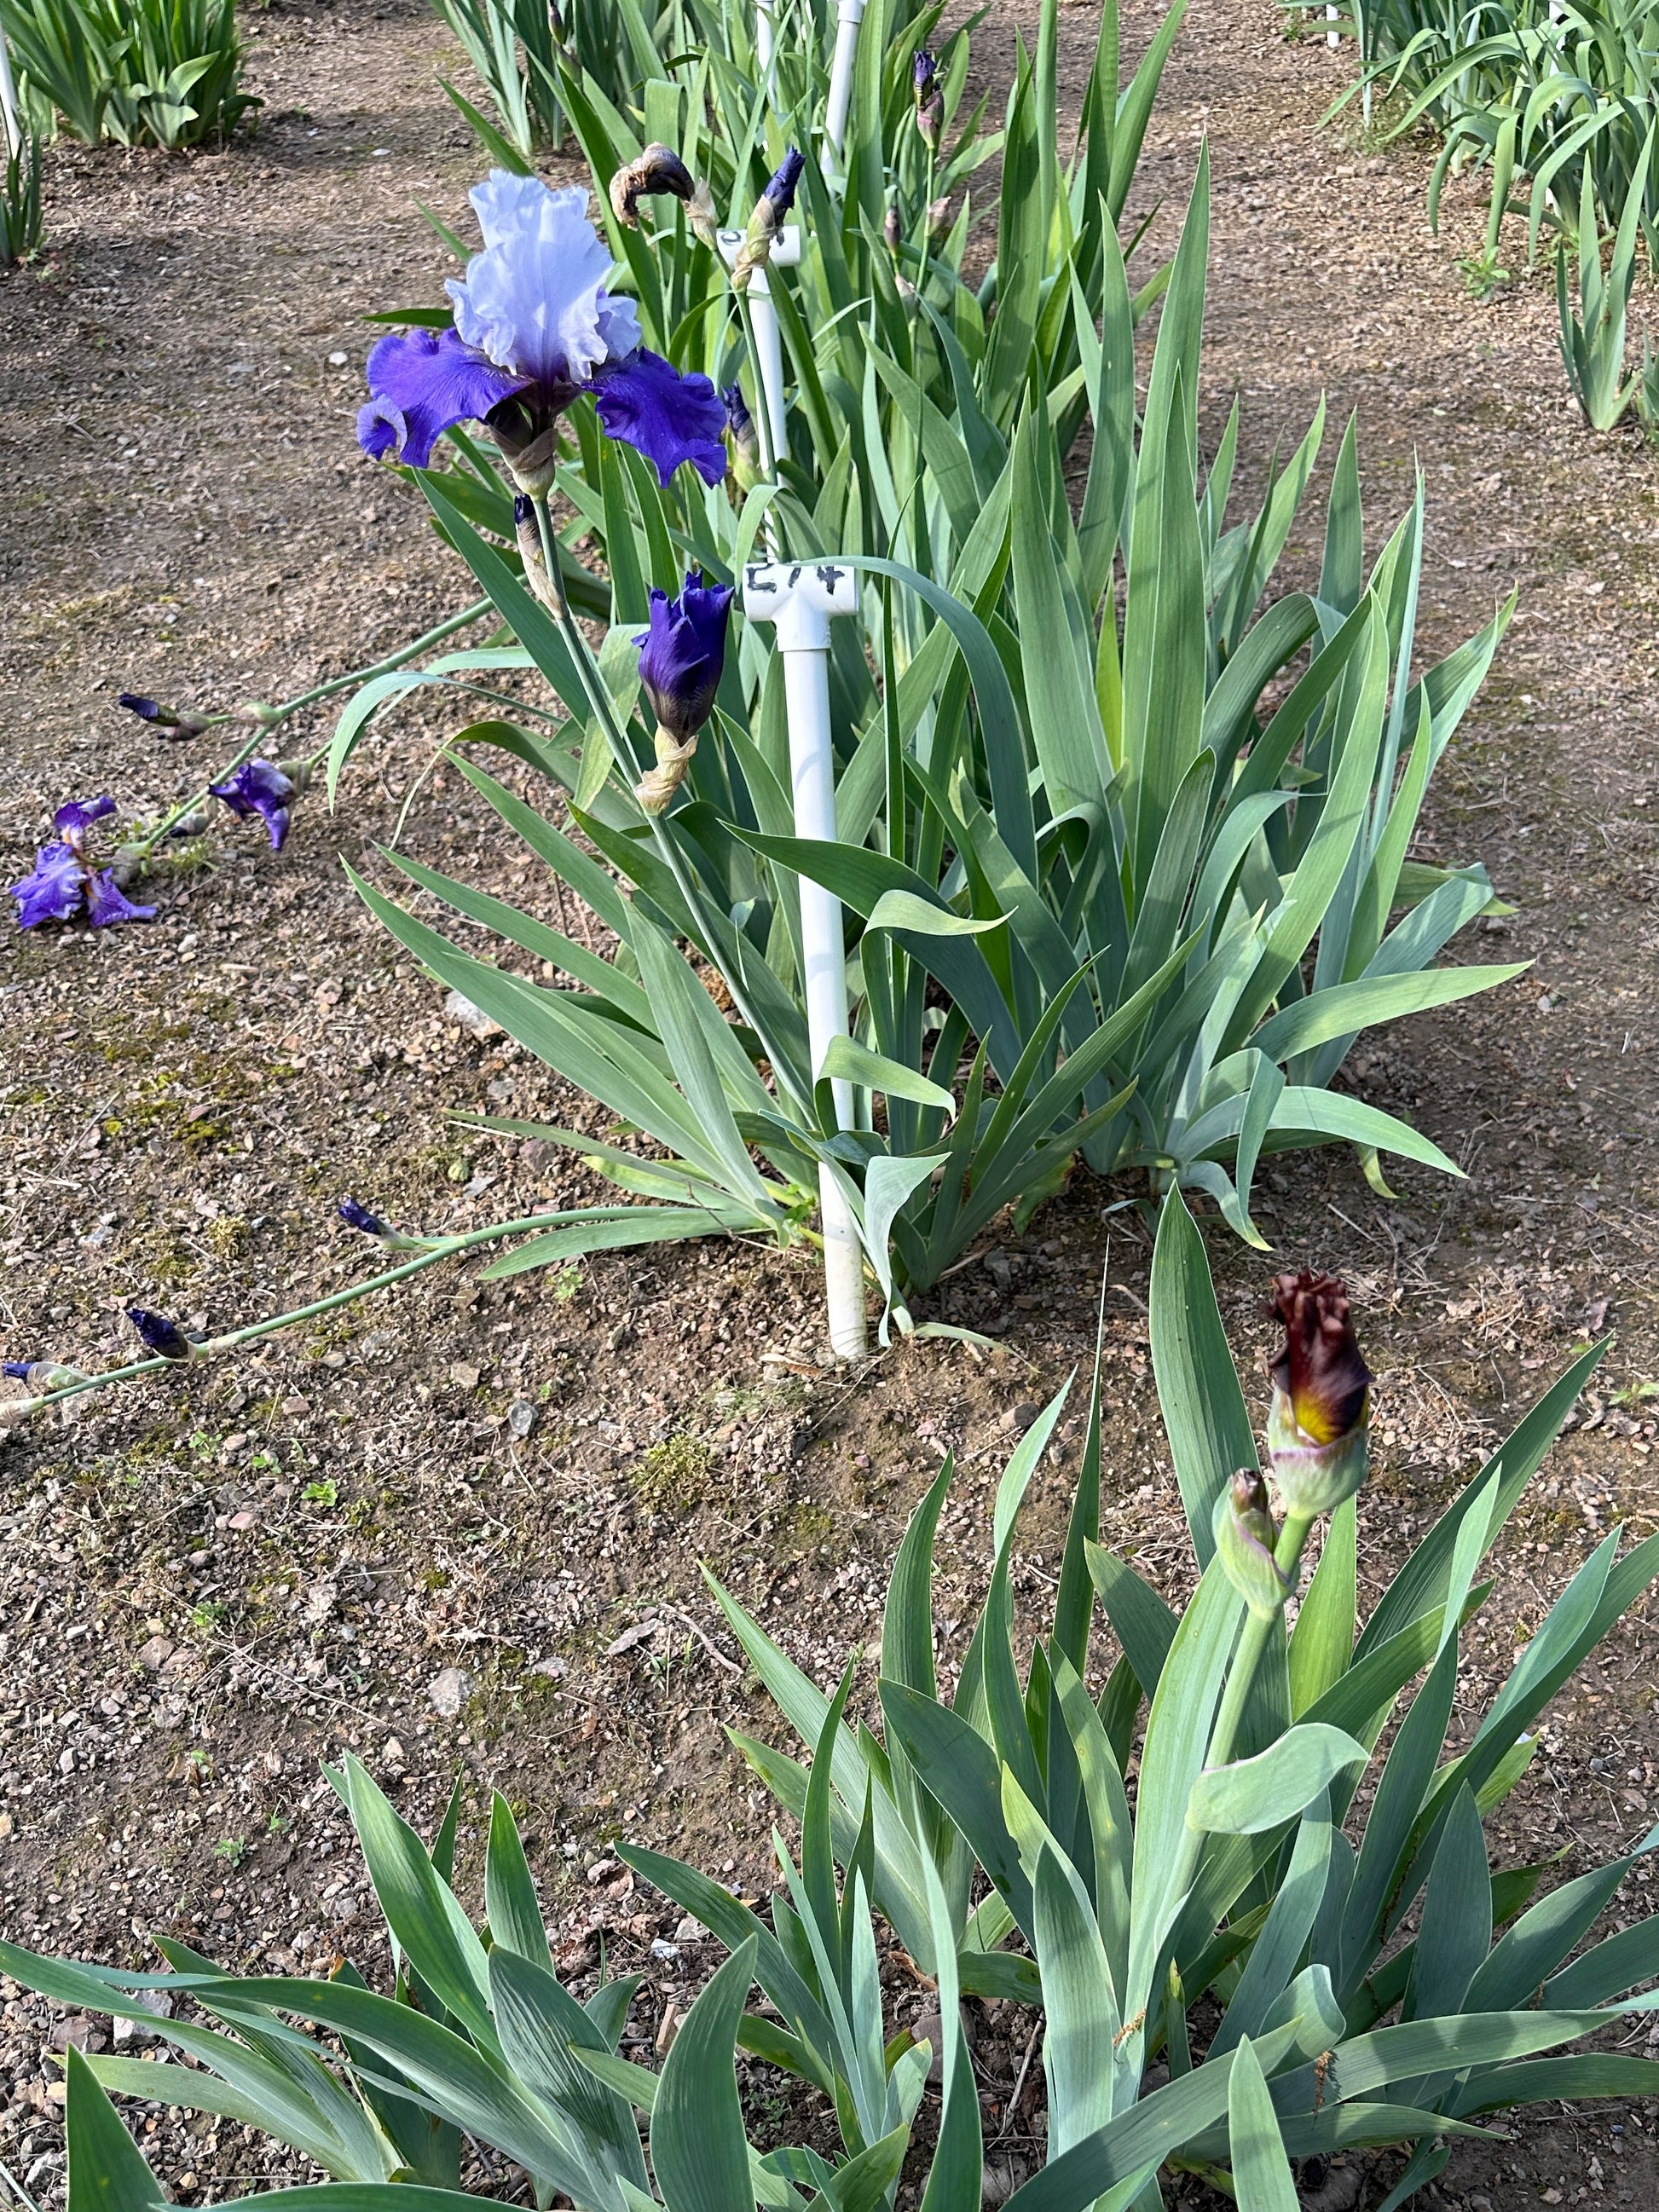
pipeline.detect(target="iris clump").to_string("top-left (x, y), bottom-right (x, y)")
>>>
top-left (358, 171), bottom-right (725, 492)
top-left (632, 571), bottom-right (736, 812)
top-left (210, 759), bottom-right (297, 851)
top-left (9, 798), bottom-right (155, 931)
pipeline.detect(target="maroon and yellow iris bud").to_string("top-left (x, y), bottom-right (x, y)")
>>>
top-left (1264, 1270), bottom-right (1373, 1517)
top-left (1213, 1468), bottom-right (1291, 1620)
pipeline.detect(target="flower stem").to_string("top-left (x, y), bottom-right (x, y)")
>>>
top-left (532, 492), bottom-right (806, 1112)
top-left (9, 1210), bottom-right (582, 1424)
top-left (130, 598), bottom-right (494, 858)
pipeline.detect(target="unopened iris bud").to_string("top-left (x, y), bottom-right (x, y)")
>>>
top-left (118, 694), bottom-right (209, 736)
top-left (912, 49), bottom-right (937, 105)
top-left (916, 89), bottom-right (945, 150)
top-left (126, 1308), bottom-right (197, 1362)
top-left (1214, 1468), bottom-right (1291, 1620)
top-left (6, 1360), bottom-right (88, 1389)
top-left (882, 205), bottom-right (901, 254)
top-left (721, 383), bottom-right (760, 492)
top-left (3, 1361), bottom-right (32, 1378)
top-left (337, 1196), bottom-right (427, 1249)
top-left (610, 143), bottom-right (697, 228)
top-left (633, 570), bottom-right (735, 812)
top-left (732, 147), bottom-right (804, 287)
top-left (1263, 1270), bottom-right (1373, 1518)
top-left (926, 194), bottom-right (951, 242)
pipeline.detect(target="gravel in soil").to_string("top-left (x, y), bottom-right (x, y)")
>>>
top-left (3, 3), bottom-right (1659, 2207)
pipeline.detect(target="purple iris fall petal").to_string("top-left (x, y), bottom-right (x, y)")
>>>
top-left (11, 841), bottom-right (88, 928)
top-left (126, 1308), bottom-right (195, 1360)
top-left (338, 1197), bottom-right (390, 1237)
top-left (592, 350), bottom-right (727, 488)
top-left (211, 759), bottom-right (296, 852)
top-left (55, 796), bottom-right (116, 839)
top-left (358, 325), bottom-right (529, 469)
top-left (634, 569), bottom-right (735, 739)
top-left (85, 870), bottom-right (158, 927)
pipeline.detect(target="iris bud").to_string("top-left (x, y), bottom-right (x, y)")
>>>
top-left (1213, 1468), bottom-right (1291, 1620)
top-left (126, 1308), bottom-right (197, 1362)
top-left (118, 695), bottom-right (209, 736)
top-left (927, 194), bottom-right (951, 242)
top-left (1263, 1270), bottom-right (1373, 1518)
top-left (882, 205), bottom-right (901, 254)
top-left (732, 147), bottom-right (805, 287)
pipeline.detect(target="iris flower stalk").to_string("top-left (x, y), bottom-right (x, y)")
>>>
top-left (119, 598), bottom-right (493, 865)
top-left (1, 1210), bottom-right (607, 1433)
top-left (1126, 1269), bottom-right (1376, 2068)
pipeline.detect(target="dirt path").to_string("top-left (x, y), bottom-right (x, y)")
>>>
top-left (2, 3), bottom-right (1657, 2206)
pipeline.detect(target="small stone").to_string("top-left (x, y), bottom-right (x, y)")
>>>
top-left (450, 1361), bottom-right (482, 1391)
top-left (507, 1398), bottom-right (536, 1439)
top-left (672, 1915), bottom-right (702, 1944)
top-left (428, 1666), bottom-right (476, 1718)
top-left (227, 1510), bottom-right (257, 1531)
top-left (383, 1736), bottom-right (408, 1771)
top-left (650, 1938), bottom-right (680, 1961)
top-left (443, 988), bottom-right (502, 1038)
top-left (587, 1858), bottom-right (618, 1884)
top-left (531, 1655), bottom-right (567, 1678)
top-left (137, 1636), bottom-right (176, 1672)
top-left (0, 1811), bottom-right (14, 1839)
top-left (327, 349), bottom-right (349, 367)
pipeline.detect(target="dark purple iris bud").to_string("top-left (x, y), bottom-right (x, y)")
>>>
top-left (3, 1361), bottom-right (33, 1379)
top-left (721, 382), bottom-right (759, 477)
top-left (763, 148), bottom-right (806, 220)
top-left (913, 49), bottom-right (937, 102)
top-left (636, 571), bottom-right (735, 741)
top-left (883, 205), bottom-right (902, 254)
top-left (117, 694), bottom-right (207, 734)
top-left (338, 1197), bottom-right (390, 1237)
top-left (632, 570), bottom-right (736, 813)
top-left (359, 172), bottom-right (726, 494)
top-left (1266, 1270), bottom-right (1373, 1447)
top-left (210, 759), bottom-right (296, 852)
top-left (126, 1308), bottom-right (196, 1361)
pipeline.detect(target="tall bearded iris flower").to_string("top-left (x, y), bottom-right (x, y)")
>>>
top-left (358, 172), bottom-right (725, 493)
top-left (10, 798), bottom-right (155, 932)
top-left (632, 570), bottom-right (735, 813)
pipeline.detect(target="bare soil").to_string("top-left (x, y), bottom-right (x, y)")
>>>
top-left (2, 3), bottom-right (1657, 2208)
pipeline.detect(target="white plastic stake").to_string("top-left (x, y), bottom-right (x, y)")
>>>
top-left (756, 0), bottom-right (774, 72)
top-left (1326, 4), bottom-right (1339, 45)
top-left (0, 25), bottom-right (21, 159)
top-left (824, 0), bottom-right (867, 159)
top-left (742, 558), bottom-right (868, 1361)
top-left (718, 222), bottom-right (800, 473)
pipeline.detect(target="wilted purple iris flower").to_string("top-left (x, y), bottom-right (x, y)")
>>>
top-left (126, 1308), bottom-right (196, 1361)
top-left (211, 759), bottom-right (296, 851)
top-left (358, 171), bottom-right (725, 491)
top-left (338, 1197), bottom-right (390, 1237)
top-left (10, 796), bottom-right (156, 932)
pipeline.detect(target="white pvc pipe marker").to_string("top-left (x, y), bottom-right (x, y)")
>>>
top-left (756, 0), bottom-right (774, 71)
top-left (824, 0), bottom-right (867, 158)
top-left (718, 222), bottom-right (800, 473)
top-left (742, 559), bottom-right (869, 1360)
top-left (0, 26), bottom-right (20, 159)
